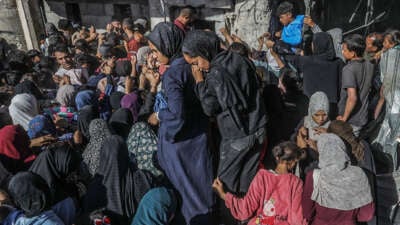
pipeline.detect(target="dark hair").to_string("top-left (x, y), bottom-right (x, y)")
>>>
top-left (179, 5), bottom-right (196, 17)
top-left (228, 42), bottom-right (250, 57)
top-left (277, 1), bottom-right (294, 16)
top-left (57, 19), bottom-right (72, 30)
top-left (53, 44), bottom-right (69, 54)
top-left (279, 67), bottom-right (301, 92)
top-left (272, 141), bottom-right (300, 163)
top-left (26, 49), bottom-right (41, 58)
top-left (343, 34), bottom-right (365, 57)
top-left (384, 29), bottom-right (400, 47)
top-left (74, 39), bottom-right (89, 52)
top-left (122, 18), bottom-right (134, 30)
top-left (367, 32), bottom-right (384, 51)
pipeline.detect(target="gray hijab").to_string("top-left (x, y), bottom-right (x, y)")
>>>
top-left (82, 119), bottom-right (112, 175)
top-left (304, 91), bottom-right (330, 140)
top-left (312, 133), bottom-right (373, 210)
top-left (56, 85), bottom-right (76, 107)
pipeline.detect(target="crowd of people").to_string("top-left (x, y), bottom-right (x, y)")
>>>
top-left (0, 1), bottom-right (399, 225)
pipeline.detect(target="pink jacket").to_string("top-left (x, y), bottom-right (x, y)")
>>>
top-left (225, 169), bottom-right (307, 225)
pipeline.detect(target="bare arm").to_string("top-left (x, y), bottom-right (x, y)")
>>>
top-left (340, 88), bottom-right (358, 121)
top-left (374, 85), bottom-right (385, 119)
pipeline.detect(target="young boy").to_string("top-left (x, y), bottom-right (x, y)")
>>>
top-left (276, 1), bottom-right (305, 48)
top-left (337, 34), bottom-right (374, 136)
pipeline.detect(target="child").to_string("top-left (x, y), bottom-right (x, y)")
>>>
top-left (277, 2), bottom-right (305, 50)
top-left (337, 34), bottom-right (374, 136)
top-left (212, 141), bottom-right (307, 225)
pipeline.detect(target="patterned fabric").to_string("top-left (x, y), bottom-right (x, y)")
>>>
top-left (43, 106), bottom-right (77, 124)
top-left (82, 119), bottom-right (112, 175)
top-left (126, 122), bottom-right (163, 177)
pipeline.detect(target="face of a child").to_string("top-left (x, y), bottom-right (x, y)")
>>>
top-left (312, 110), bottom-right (328, 126)
top-left (279, 13), bottom-right (293, 26)
top-left (342, 43), bottom-right (356, 60)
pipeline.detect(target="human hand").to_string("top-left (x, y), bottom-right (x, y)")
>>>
top-left (73, 130), bottom-right (83, 144)
top-left (53, 75), bottom-right (62, 84)
top-left (212, 178), bottom-right (226, 200)
top-left (313, 127), bottom-right (327, 135)
top-left (147, 113), bottom-right (159, 126)
top-left (61, 75), bottom-right (71, 85)
top-left (30, 134), bottom-right (57, 148)
top-left (297, 126), bottom-right (308, 149)
top-left (258, 36), bottom-right (265, 46)
top-left (263, 32), bottom-right (271, 39)
top-left (336, 115), bottom-right (346, 121)
top-left (304, 16), bottom-right (315, 27)
top-left (306, 139), bottom-right (318, 151)
top-left (191, 65), bottom-right (204, 83)
top-left (219, 27), bottom-right (228, 35)
top-left (231, 34), bottom-right (243, 43)
top-left (266, 40), bottom-right (275, 49)
top-left (145, 71), bottom-right (160, 88)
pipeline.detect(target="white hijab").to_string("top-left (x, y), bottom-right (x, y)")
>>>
top-left (9, 94), bottom-right (39, 130)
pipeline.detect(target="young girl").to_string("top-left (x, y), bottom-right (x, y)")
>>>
top-left (213, 141), bottom-right (307, 225)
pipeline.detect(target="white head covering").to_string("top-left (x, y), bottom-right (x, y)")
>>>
top-left (304, 91), bottom-right (330, 140)
top-left (56, 84), bottom-right (76, 107)
top-left (9, 94), bottom-right (39, 130)
top-left (311, 133), bottom-right (373, 210)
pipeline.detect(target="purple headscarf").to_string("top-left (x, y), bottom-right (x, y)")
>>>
top-left (121, 93), bottom-right (140, 123)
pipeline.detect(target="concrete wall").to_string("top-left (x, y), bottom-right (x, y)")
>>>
top-left (232, 0), bottom-right (271, 49)
top-left (0, 0), bottom-right (26, 49)
top-left (45, 1), bottom-right (149, 29)
top-left (148, 0), bottom-right (272, 49)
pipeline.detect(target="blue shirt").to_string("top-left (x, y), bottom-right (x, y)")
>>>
top-left (282, 15), bottom-right (305, 47)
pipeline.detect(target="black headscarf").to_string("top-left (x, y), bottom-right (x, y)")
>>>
top-left (147, 22), bottom-right (185, 62)
top-left (182, 30), bottom-right (221, 62)
top-left (109, 108), bottom-right (134, 139)
top-left (78, 105), bottom-right (99, 141)
top-left (29, 145), bottom-right (81, 203)
top-left (84, 135), bottom-right (154, 224)
top-left (14, 80), bottom-right (45, 100)
top-left (109, 91), bottom-right (125, 110)
top-left (8, 172), bottom-right (52, 217)
top-left (286, 32), bottom-right (343, 103)
top-left (312, 32), bottom-right (336, 60)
